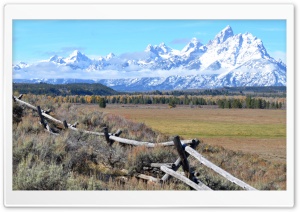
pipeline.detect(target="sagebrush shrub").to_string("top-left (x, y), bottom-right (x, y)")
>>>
top-left (127, 146), bottom-right (177, 175)
top-left (13, 155), bottom-right (67, 190)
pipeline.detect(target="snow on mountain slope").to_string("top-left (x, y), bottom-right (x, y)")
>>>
top-left (13, 62), bottom-right (29, 70)
top-left (13, 25), bottom-right (286, 91)
top-left (200, 26), bottom-right (271, 70)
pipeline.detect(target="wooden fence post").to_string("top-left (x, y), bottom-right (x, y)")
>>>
top-left (173, 136), bottom-right (192, 180)
top-left (160, 139), bottom-right (200, 184)
top-left (37, 105), bottom-right (57, 135)
top-left (37, 106), bottom-right (46, 128)
top-left (103, 127), bottom-right (110, 144)
top-left (17, 94), bottom-right (23, 100)
top-left (63, 120), bottom-right (68, 129)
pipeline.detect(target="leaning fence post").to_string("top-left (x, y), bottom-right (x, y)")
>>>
top-left (17, 94), bottom-right (23, 100)
top-left (37, 106), bottom-right (46, 128)
top-left (173, 136), bottom-right (192, 179)
top-left (103, 127), bottom-right (110, 144)
top-left (173, 136), bottom-right (196, 190)
top-left (63, 120), bottom-right (68, 129)
top-left (160, 139), bottom-right (200, 184)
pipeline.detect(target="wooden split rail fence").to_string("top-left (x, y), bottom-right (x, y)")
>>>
top-left (13, 95), bottom-right (257, 191)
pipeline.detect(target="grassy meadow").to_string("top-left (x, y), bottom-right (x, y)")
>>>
top-left (95, 104), bottom-right (286, 162)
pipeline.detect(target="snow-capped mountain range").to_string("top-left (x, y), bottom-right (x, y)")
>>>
top-left (13, 25), bottom-right (286, 91)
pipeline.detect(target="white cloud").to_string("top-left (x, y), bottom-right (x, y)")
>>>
top-left (13, 61), bottom-right (209, 80)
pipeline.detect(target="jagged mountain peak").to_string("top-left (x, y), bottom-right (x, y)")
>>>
top-left (222, 25), bottom-right (233, 32)
top-left (239, 33), bottom-right (270, 59)
top-left (49, 55), bottom-right (66, 64)
top-left (65, 50), bottom-right (91, 63)
top-left (145, 43), bottom-right (172, 55)
top-left (106, 52), bottom-right (115, 60)
top-left (158, 43), bottom-right (172, 53)
top-left (145, 44), bottom-right (154, 52)
top-left (13, 61), bottom-right (29, 70)
top-left (158, 42), bottom-right (167, 47)
top-left (211, 25), bottom-right (234, 44)
top-left (69, 50), bottom-right (83, 57)
top-left (181, 37), bottom-right (204, 54)
top-left (49, 55), bottom-right (58, 60)
top-left (187, 37), bottom-right (202, 45)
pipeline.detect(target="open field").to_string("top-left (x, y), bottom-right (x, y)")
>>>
top-left (90, 104), bottom-right (286, 163)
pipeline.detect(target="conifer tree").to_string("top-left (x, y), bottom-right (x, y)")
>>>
top-left (99, 97), bottom-right (106, 108)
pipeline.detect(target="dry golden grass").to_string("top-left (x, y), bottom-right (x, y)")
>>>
top-left (93, 104), bottom-right (286, 163)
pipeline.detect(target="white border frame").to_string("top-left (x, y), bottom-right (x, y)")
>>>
top-left (4, 3), bottom-right (294, 207)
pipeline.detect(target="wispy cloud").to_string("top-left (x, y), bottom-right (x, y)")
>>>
top-left (13, 61), bottom-right (209, 80)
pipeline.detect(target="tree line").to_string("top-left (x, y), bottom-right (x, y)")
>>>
top-left (217, 96), bottom-right (283, 109)
top-left (13, 83), bottom-right (286, 98)
top-left (17, 93), bottom-right (285, 110)
top-left (13, 83), bottom-right (118, 96)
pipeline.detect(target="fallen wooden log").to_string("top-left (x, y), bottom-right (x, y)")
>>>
top-left (185, 146), bottom-right (257, 191)
top-left (160, 166), bottom-right (212, 191)
top-left (150, 163), bottom-right (175, 169)
top-left (135, 173), bottom-right (159, 183)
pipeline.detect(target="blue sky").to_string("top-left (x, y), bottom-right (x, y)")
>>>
top-left (13, 20), bottom-right (286, 63)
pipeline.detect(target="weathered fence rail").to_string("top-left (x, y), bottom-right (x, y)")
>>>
top-left (13, 95), bottom-right (194, 147)
top-left (13, 95), bottom-right (257, 191)
top-left (185, 146), bottom-right (257, 190)
top-left (160, 166), bottom-right (212, 191)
